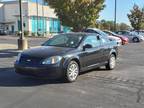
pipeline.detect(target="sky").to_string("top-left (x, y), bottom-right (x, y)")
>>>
top-left (99, 0), bottom-right (144, 25)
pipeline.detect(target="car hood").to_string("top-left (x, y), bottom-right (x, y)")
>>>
top-left (22, 46), bottom-right (74, 58)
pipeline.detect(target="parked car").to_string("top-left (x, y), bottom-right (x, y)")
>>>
top-left (14, 33), bottom-right (118, 82)
top-left (115, 30), bottom-right (144, 43)
top-left (103, 30), bottom-right (129, 45)
top-left (83, 28), bottom-right (122, 46)
top-left (132, 30), bottom-right (144, 37)
top-left (0, 29), bottom-right (8, 35)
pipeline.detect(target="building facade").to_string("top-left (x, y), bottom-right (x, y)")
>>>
top-left (0, 1), bottom-right (70, 36)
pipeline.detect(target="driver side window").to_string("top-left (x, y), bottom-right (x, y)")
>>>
top-left (84, 35), bottom-right (101, 48)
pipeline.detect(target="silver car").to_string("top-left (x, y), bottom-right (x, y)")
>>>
top-left (115, 30), bottom-right (144, 43)
top-left (132, 31), bottom-right (144, 37)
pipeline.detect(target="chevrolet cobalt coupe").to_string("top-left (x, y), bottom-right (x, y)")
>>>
top-left (15, 33), bottom-right (118, 82)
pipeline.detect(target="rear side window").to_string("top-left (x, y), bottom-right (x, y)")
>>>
top-left (100, 36), bottom-right (110, 44)
top-left (117, 32), bottom-right (122, 35)
top-left (84, 35), bottom-right (101, 48)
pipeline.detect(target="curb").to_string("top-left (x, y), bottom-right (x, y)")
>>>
top-left (0, 44), bottom-right (17, 50)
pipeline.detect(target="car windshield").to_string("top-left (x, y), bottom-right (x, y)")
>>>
top-left (42, 34), bottom-right (84, 48)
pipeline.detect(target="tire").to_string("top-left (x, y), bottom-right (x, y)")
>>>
top-left (106, 54), bottom-right (116, 70)
top-left (133, 37), bottom-right (139, 43)
top-left (65, 61), bottom-right (79, 82)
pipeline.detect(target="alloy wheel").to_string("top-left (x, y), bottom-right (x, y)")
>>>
top-left (66, 61), bottom-right (79, 82)
top-left (109, 55), bottom-right (116, 69)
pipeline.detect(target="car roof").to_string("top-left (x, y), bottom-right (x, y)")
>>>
top-left (86, 28), bottom-right (100, 31)
top-left (57, 32), bottom-right (99, 36)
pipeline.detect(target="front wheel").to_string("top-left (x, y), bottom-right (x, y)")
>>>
top-left (65, 61), bottom-right (79, 82)
top-left (106, 54), bottom-right (116, 70)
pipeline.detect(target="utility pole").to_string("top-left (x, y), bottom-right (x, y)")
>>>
top-left (114, 0), bottom-right (117, 31)
top-left (18, 0), bottom-right (28, 50)
top-left (36, 0), bottom-right (39, 36)
top-left (42, 0), bottom-right (45, 37)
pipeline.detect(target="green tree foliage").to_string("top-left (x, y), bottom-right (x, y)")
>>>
top-left (97, 20), bottom-right (130, 31)
top-left (46, 0), bottom-right (105, 31)
top-left (127, 4), bottom-right (144, 30)
top-left (119, 23), bottom-right (130, 31)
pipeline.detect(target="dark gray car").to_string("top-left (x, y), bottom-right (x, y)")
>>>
top-left (15, 33), bottom-right (118, 82)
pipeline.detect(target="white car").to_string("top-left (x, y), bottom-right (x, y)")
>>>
top-left (108, 35), bottom-right (122, 46)
top-left (83, 28), bottom-right (121, 46)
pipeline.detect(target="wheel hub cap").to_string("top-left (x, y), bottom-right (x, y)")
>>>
top-left (68, 63), bottom-right (78, 81)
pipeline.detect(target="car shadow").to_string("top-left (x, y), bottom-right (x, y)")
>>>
top-left (0, 67), bottom-right (67, 87)
top-left (0, 49), bottom-right (19, 58)
top-left (80, 67), bottom-right (109, 75)
top-left (0, 66), bottom-right (109, 87)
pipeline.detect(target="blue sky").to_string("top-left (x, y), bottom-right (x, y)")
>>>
top-left (99, 0), bottom-right (144, 25)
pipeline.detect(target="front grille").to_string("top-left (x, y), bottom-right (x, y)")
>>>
top-left (19, 55), bottom-right (43, 65)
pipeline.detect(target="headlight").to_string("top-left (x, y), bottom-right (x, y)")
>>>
top-left (16, 53), bottom-right (21, 62)
top-left (42, 56), bottom-right (62, 65)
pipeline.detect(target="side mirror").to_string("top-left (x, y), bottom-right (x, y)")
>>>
top-left (97, 35), bottom-right (100, 40)
top-left (83, 44), bottom-right (92, 51)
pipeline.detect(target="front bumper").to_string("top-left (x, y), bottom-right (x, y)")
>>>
top-left (14, 63), bottom-right (64, 79)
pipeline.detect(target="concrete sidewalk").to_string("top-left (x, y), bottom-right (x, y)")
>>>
top-left (0, 44), bottom-right (17, 51)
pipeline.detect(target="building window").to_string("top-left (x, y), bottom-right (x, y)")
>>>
top-left (31, 16), bottom-right (46, 35)
top-left (49, 18), bottom-right (61, 33)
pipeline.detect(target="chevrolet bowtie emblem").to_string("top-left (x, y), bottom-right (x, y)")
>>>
top-left (26, 59), bottom-right (31, 62)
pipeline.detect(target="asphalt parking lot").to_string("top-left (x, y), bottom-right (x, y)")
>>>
top-left (0, 36), bottom-right (144, 108)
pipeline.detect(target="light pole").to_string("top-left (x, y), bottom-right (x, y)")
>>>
top-left (36, 0), bottom-right (39, 36)
top-left (18, 0), bottom-right (28, 50)
top-left (114, 0), bottom-right (117, 31)
top-left (42, 0), bottom-right (45, 37)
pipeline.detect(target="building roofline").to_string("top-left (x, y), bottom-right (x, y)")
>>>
top-left (0, 1), bottom-right (46, 6)
top-left (0, 1), bottom-right (28, 4)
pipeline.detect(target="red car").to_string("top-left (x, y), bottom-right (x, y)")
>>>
top-left (103, 30), bottom-right (129, 45)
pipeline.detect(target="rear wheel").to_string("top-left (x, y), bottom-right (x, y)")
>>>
top-left (106, 54), bottom-right (116, 70)
top-left (133, 37), bottom-right (139, 43)
top-left (65, 61), bottom-right (79, 82)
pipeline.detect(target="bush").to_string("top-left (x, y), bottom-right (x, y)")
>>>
top-left (24, 31), bottom-right (29, 37)
top-left (32, 33), bottom-right (37, 37)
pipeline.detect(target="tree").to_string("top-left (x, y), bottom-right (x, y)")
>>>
top-left (98, 20), bottom-right (130, 31)
top-left (46, 0), bottom-right (105, 31)
top-left (127, 4), bottom-right (144, 30)
top-left (100, 20), bottom-right (111, 30)
top-left (118, 23), bottom-right (130, 31)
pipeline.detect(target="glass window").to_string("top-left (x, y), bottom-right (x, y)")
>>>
top-left (84, 36), bottom-right (101, 48)
top-left (84, 29), bottom-right (99, 35)
top-left (42, 34), bottom-right (83, 48)
top-left (117, 31), bottom-right (123, 35)
top-left (101, 36), bottom-right (110, 44)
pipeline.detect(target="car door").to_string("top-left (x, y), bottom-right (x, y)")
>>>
top-left (80, 35), bottom-right (102, 68)
top-left (100, 35), bottom-right (111, 62)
